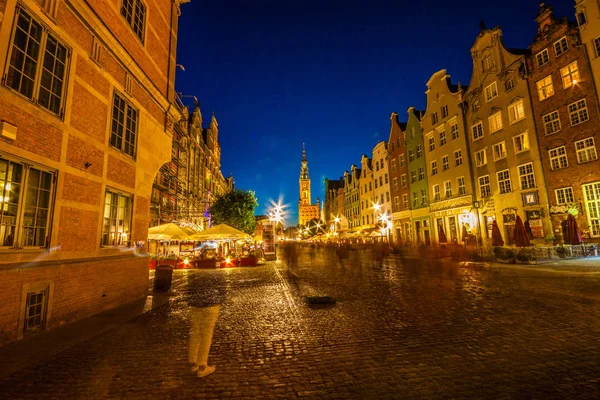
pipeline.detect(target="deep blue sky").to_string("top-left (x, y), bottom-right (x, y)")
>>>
top-left (175, 0), bottom-right (573, 226)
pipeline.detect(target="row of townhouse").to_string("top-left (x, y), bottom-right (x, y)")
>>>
top-left (0, 0), bottom-right (191, 346)
top-left (324, 3), bottom-right (600, 246)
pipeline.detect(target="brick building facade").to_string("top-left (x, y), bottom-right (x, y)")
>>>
top-left (0, 0), bottom-right (185, 345)
top-left (387, 112), bottom-right (409, 243)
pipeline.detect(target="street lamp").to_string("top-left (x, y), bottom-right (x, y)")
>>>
top-left (334, 216), bottom-right (340, 234)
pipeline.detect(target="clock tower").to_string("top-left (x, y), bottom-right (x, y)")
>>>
top-left (298, 144), bottom-right (320, 226)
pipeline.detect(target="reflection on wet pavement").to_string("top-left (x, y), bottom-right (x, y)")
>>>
top-left (1, 248), bottom-right (600, 398)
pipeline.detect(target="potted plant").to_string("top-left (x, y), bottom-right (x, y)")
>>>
top-left (494, 247), bottom-right (515, 263)
top-left (544, 233), bottom-right (556, 246)
top-left (515, 248), bottom-right (536, 264)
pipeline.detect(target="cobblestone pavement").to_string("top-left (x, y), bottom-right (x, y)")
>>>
top-left (2, 249), bottom-right (600, 399)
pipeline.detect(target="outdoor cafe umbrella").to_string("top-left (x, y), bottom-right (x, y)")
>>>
top-left (513, 215), bottom-right (531, 247)
top-left (462, 225), bottom-right (468, 242)
top-left (524, 220), bottom-right (534, 241)
top-left (438, 224), bottom-right (448, 244)
top-left (147, 222), bottom-right (194, 240)
top-left (190, 224), bottom-right (251, 240)
top-left (565, 214), bottom-right (583, 245)
top-left (491, 220), bottom-right (504, 246)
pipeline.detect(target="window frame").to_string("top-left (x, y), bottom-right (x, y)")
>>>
top-left (479, 175), bottom-right (491, 198)
top-left (484, 82), bottom-right (498, 102)
top-left (555, 187), bottom-right (575, 205)
top-left (554, 36), bottom-right (569, 57)
top-left (444, 181), bottom-right (452, 198)
top-left (109, 91), bottom-right (140, 158)
top-left (543, 110), bottom-right (561, 135)
top-left (536, 75), bottom-right (554, 101)
top-left (513, 131), bottom-right (530, 154)
top-left (508, 99), bottom-right (525, 124)
top-left (457, 176), bottom-right (466, 196)
top-left (518, 162), bottom-right (536, 190)
top-left (549, 146), bottom-right (568, 170)
top-left (497, 169), bottom-right (512, 194)
top-left (575, 137), bottom-right (598, 163)
top-left (568, 98), bottom-right (589, 126)
top-left (560, 61), bottom-right (580, 89)
top-left (442, 155), bottom-right (449, 171)
top-left (536, 48), bottom-right (549, 67)
top-left (450, 122), bottom-right (459, 140)
top-left (475, 149), bottom-right (487, 167)
top-left (492, 141), bottom-right (507, 161)
top-left (488, 111), bottom-right (503, 133)
top-left (454, 149), bottom-right (463, 167)
top-left (120, 0), bottom-right (148, 45)
top-left (431, 160), bottom-right (438, 176)
top-left (433, 184), bottom-right (440, 201)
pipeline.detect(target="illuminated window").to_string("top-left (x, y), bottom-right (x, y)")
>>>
top-left (451, 123), bottom-right (459, 140)
top-left (408, 149), bottom-right (415, 162)
top-left (403, 194), bottom-right (409, 209)
top-left (479, 175), bottom-right (491, 198)
top-left (508, 100), bottom-right (525, 123)
top-left (513, 132), bottom-right (529, 153)
top-left (561, 62), bottom-right (580, 89)
top-left (454, 149), bottom-right (463, 166)
top-left (457, 177), bottom-right (466, 196)
top-left (492, 141), bottom-right (507, 161)
top-left (393, 177), bottom-right (398, 190)
top-left (433, 185), bottom-right (440, 201)
top-left (536, 76), bottom-right (554, 100)
top-left (549, 146), bottom-right (568, 170)
top-left (420, 189), bottom-right (426, 205)
top-left (518, 163), bottom-right (536, 189)
top-left (568, 99), bottom-right (589, 126)
top-left (399, 154), bottom-right (405, 167)
top-left (121, 0), bottom-right (146, 43)
top-left (442, 155), bottom-right (449, 171)
top-left (475, 149), bottom-right (487, 167)
top-left (410, 171), bottom-right (417, 183)
top-left (444, 181), bottom-right (452, 198)
top-left (418, 167), bottom-right (425, 181)
top-left (416, 145), bottom-right (423, 158)
top-left (543, 110), bottom-right (561, 135)
top-left (401, 174), bottom-right (407, 187)
top-left (485, 82), bottom-right (498, 101)
top-left (583, 183), bottom-right (600, 236)
top-left (555, 187), bottom-right (574, 205)
top-left (488, 111), bottom-right (503, 133)
top-left (536, 49), bottom-right (549, 67)
top-left (575, 137), bottom-right (597, 163)
top-left (505, 78), bottom-right (516, 91)
top-left (472, 122), bottom-right (483, 141)
top-left (554, 36), bottom-right (568, 56)
top-left (497, 170), bottom-right (512, 194)
top-left (431, 161), bottom-right (438, 176)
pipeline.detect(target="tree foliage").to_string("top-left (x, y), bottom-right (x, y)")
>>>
top-left (209, 189), bottom-right (258, 235)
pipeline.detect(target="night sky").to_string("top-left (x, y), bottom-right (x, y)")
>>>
top-left (175, 0), bottom-right (574, 226)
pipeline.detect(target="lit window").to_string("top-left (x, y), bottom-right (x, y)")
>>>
top-left (401, 174), bottom-right (407, 187)
top-left (485, 82), bottom-right (498, 101)
top-left (508, 100), bottom-right (525, 123)
top-left (505, 78), bottom-right (516, 91)
top-left (411, 171), bottom-right (417, 183)
top-left (394, 196), bottom-right (400, 211)
top-left (391, 159), bottom-right (396, 171)
top-left (543, 110), bottom-right (561, 135)
top-left (479, 175), bottom-right (491, 197)
top-left (433, 185), bottom-right (440, 201)
top-left (555, 187), bottom-right (574, 205)
top-left (416, 145), bottom-right (423, 158)
top-left (554, 36), bottom-right (568, 57)
top-left (428, 136), bottom-right (435, 151)
top-left (518, 163), bottom-right (536, 189)
top-left (444, 181), bottom-right (452, 198)
top-left (561, 62), bottom-right (580, 89)
top-left (399, 155), bottom-right (404, 167)
top-left (121, 0), bottom-right (147, 43)
top-left (472, 122), bottom-right (483, 141)
top-left (431, 161), bottom-right (438, 176)
top-left (536, 49), bottom-right (549, 67)
top-left (488, 111), bottom-right (503, 133)
top-left (513, 132), bottom-right (530, 153)
top-left (5, 6), bottom-right (69, 116)
top-left (393, 177), bottom-right (398, 190)
top-left (457, 176), bottom-right (466, 196)
top-left (475, 149), bottom-right (487, 167)
top-left (408, 150), bottom-right (415, 162)
top-left (412, 192), bottom-right (418, 207)
top-left (583, 183), bottom-right (600, 236)
top-left (493, 141), bottom-right (507, 161)
top-left (497, 170), bottom-right (512, 194)
top-left (420, 189), bottom-right (426, 205)
top-left (536, 75), bottom-right (554, 100)
top-left (403, 194), bottom-right (409, 209)
top-left (418, 167), bottom-right (425, 181)
top-left (568, 99), bottom-right (589, 126)
top-left (439, 130), bottom-right (446, 146)
top-left (549, 146), bottom-right (568, 170)
top-left (110, 92), bottom-right (139, 157)
top-left (442, 155), bottom-right (449, 171)
top-left (0, 158), bottom-right (56, 248)
top-left (575, 137), bottom-right (598, 163)
top-left (454, 149), bottom-right (463, 166)
top-left (450, 123), bottom-right (459, 140)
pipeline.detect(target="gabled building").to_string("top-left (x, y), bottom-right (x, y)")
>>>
top-left (359, 155), bottom-right (375, 229)
top-left (422, 70), bottom-right (472, 245)
top-left (464, 26), bottom-right (551, 245)
top-left (529, 3), bottom-right (600, 242)
top-left (406, 107), bottom-right (430, 244)
top-left (387, 113), bottom-right (408, 243)
top-left (343, 165), bottom-right (361, 231)
top-left (324, 177), bottom-right (344, 231)
top-left (372, 141), bottom-right (391, 236)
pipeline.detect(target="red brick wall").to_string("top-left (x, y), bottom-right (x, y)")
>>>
top-left (131, 80), bottom-right (164, 125)
top-left (0, 256), bottom-right (148, 346)
top-left (57, 2), bottom-right (93, 53)
top-left (61, 173), bottom-right (102, 206)
top-left (102, 52), bottom-right (127, 90)
top-left (0, 96), bottom-right (63, 162)
top-left (57, 207), bottom-right (99, 252)
top-left (65, 134), bottom-right (104, 177)
top-left (75, 57), bottom-right (110, 98)
top-left (70, 81), bottom-right (109, 143)
top-left (107, 154), bottom-right (136, 189)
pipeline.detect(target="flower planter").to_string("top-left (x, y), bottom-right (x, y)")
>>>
top-left (196, 259), bottom-right (218, 269)
top-left (239, 256), bottom-right (258, 267)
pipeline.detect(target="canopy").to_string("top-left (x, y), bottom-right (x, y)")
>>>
top-left (148, 223), bottom-right (195, 240)
top-left (565, 214), bottom-right (583, 245)
top-left (190, 224), bottom-right (251, 240)
top-left (513, 215), bottom-right (531, 247)
top-left (491, 220), bottom-right (504, 246)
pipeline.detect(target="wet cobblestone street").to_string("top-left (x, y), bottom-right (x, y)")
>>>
top-left (2, 249), bottom-right (600, 399)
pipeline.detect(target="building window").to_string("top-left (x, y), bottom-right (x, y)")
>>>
top-left (536, 76), bottom-right (554, 100)
top-left (475, 149), bottom-right (487, 167)
top-left (394, 196), bottom-right (400, 211)
top-left (408, 150), bottom-right (415, 162)
top-left (412, 192), bottom-right (418, 207)
top-left (431, 161), bottom-right (438, 176)
top-left (554, 36), bottom-right (568, 57)
top-left (441, 105), bottom-right (449, 118)
top-left (101, 189), bottom-right (133, 247)
top-left (549, 146), bottom-right (568, 170)
top-left (110, 92), bottom-right (139, 157)
top-left (508, 100), bottom-right (525, 123)
top-left (482, 55), bottom-right (493, 72)
top-left (428, 136), bottom-right (435, 152)
top-left (5, 6), bottom-right (69, 116)
top-left (454, 149), bottom-right (463, 166)
top-left (561, 62), bottom-right (580, 89)
top-left (536, 49), bottom-right (549, 67)
top-left (555, 187), bottom-right (574, 205)
top-left (416, 145), bottom-right (423, 158)
top-left (513, 132), bottom-right (530, 153)
top-left (418, 167), bottom-right (425, 181)
top-left (457, 176), bottom-right (466, 196)
top-left (439, 130), bottom-right (447, 146)
top-left (488, 111), bottom-right (503, 133)
top-left (420, 189), bottom-right (426, 205)
top-left (121, 0), bottom-right (147, 43)
top-left (411, 127), bottom-right (416, 139)
top-left (594, 37), bottom-right (600, 58)
top-left (403, 194), bottom-right (409, 209)
top-left (401, 174), bottom-right (407, 187)
top-left (543, 110), bottom-right (561, 135)
top-left (384, 173), bottom-right (389, 184)
top-left (485, 82), bottom-right (498, 101)
top-left (497, 170), bottom-right (512, 194)
top-left (444, 181), bottom-right (452, 198)
top-left (577, 11), bottom-right (587, 26)
top-left (393, 177), bottom-right (398, 190)
top-left (583, 183), bottom-right (600, 237)
top-left (472, 122), bottom-right (483, 141)
top-left (375, 161), bottom-right (379, 172)
top-left (442, 155), bottom-right (449, 171)
top-left (493, 141), bottom-right (507, 161)
top-left (479, 175), bottom-right (491, 198)
top-left (505, 78), bottom-right (516, 91)
top-left (568, 99), bottom-right (589, 126)
top-left (386, 192), bottom-right (390, 202)
top-left (433, 184), bottom-right (440, 201)
top-left (379, 176), bottom-right (383, 186)
top-left (0, 158), bottom-right (56, 248)
top-left (472, 100), bottom-right (480, 112)
top-left (575, 137), bottom-right (598, 163)
top-left (410, 171), bottom-right (417, 183)
top-left (450, 123), bottom-right (459, 140)
top-left (374, 180), bottom-right (378, 189)
top-left (518, 163), bottom-right (536, 189)
top-left (391, 159), bottom-right (396, 171)
top-left (399, 155), bottom-right (404, 167)
top-left (432, 112), bottom-right (438, 125)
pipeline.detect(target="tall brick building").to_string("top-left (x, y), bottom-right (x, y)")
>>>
top-left (0, 0), bottom-right (185, 345)
top-left (388, 112), bottom-right (409, 243)
top-left (528, 4), bottom-right (600, 242)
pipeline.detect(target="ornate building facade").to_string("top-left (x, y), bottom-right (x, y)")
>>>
top-left (298, 146), bottom-right (320, 226)
top-left (387, 113), bottom-right (408, 243)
